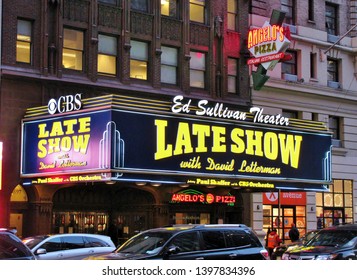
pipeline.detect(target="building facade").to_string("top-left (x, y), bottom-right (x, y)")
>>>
top-left (1, 0), bottom-right (253, 239)
top-left (0, 0), bottom-right (352, 245)
top-left (249, 0), bottom-right (357, 241)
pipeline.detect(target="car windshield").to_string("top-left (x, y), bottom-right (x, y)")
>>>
top-left (116, 232), bottom-right (173, 255)
top-left (306, 230), bottom-right (357, 248)
top-left (22, 235), bottom-right (50, 249)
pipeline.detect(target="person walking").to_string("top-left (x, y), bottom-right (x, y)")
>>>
top-left (288, 223), bottom-right (300, 242)
top-left (266, 228), bottom-right (282, 259)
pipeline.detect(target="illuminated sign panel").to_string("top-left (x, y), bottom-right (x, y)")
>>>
top-left (21, 95), bottom-right (331, 190)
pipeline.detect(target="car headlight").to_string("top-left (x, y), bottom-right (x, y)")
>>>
top-left (315, 254), bottom-right (337, 260)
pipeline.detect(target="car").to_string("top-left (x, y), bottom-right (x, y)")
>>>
top-left (271, 230), bottom-right (319, 260)
top-left (0, 228), bottom-right (36, 260)
top-left (282, 223), bottom-right (357, 260)
top-left (22, 233), bottom-right (116, 260)
top-left (86, 224), bottom-right (269, 260)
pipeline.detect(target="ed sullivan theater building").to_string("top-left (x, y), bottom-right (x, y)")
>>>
top-left (17, 93), bottom-right (332, 242)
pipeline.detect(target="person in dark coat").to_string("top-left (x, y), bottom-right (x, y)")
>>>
top-left (288, 223), bottom-right (300, 242)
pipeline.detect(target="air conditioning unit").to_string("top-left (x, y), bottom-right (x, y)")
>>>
top-left (282, 73), bottom-right (298, 82)
top-left (283, 23), bottom-right (297, 34)
top-left (327, 80), bottom-right (341, 89)
top-left (327, 34), bottom-right (339, 43)
top-left (331, 139), bottom-right (342, 147)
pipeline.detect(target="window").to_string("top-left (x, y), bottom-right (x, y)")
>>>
top-left (310, 53), bottom-right (317, 79)
top-left (168, 232), bottom-right (200, 252)
top-left (325, 3), bottom-right (338, 35)
top-left (98, 34), bottom-right (117, 76)
top-left (62, 236), bottom-right (85, 250)
top-left (316, 179), bottom-right (353, 228)
top-left (161, 46), bottom-right (178, 84)
top-left (282, 110), bottom-right (298, 119)
top-left (130, 40), bottom-right (148, 80)
top-left (227, 0), bottom-right (238, 31)
top-left (328, 116), bottom-right (340, 140)
top-left (41, 237), bottom-right (62, 253)
top-left (190, 51), bottom-right (206, 88)
top-left (131, 0), bottom-right (148, 13)
top-left (308, 0), bottom-right (314, 21)
top-left (63, 28), bottom-right (84, 71)
top-left (201, 231), bottom-right (225, 250)
top-left (282, 50), bottom-right (297, 75)
top-left (327, 58), bottom-right (338, 82)
top-left (16, 19), bottom-right (32, 63)
top-left (281, 0), bottom-right (295, 25)
top-left (190, 0), bottom-right (205, 23)
top-left (161, 0), bottom-right (178, 18)
top-left (227, 58), bottom-right (238, 94)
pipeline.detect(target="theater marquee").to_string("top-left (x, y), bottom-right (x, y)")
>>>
top-left (21, 94), bottom-right (332, 191)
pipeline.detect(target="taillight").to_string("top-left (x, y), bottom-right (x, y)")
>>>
top-left (260, 249), bottom-right (270, 260)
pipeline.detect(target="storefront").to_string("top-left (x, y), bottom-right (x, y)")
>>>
top-left (18, 93), bottom-right (332, 237)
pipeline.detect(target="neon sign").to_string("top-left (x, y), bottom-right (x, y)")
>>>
top-left (170, 189), bottom-right (236, 205)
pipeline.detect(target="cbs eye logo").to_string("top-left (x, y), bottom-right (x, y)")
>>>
top-left (48, 94), bottom-right (82, 115)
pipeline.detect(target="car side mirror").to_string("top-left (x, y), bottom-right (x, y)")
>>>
top-left (35, 248), bottom-right (47, 255)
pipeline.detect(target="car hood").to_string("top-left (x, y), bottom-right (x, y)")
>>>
top-left (86, 252), bottom-right (156, 260)
top-left (288, 245), bottom-right (341, 255)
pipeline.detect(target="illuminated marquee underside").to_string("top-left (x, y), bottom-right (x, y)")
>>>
top-left (21, 95), bottom-right (332, 191)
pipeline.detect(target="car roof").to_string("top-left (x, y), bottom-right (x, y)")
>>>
top-left (23, 233), bottom-right (111, 239)
top-left (143, 224), bottom-right (250, 233)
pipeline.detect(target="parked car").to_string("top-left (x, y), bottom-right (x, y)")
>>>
top-left (282, 224), bottom-right (357, 260)
top-left (0, 228), bottom-right (35, 260)
top-left (271, 230), bottom-right (319, 259)
top-left (22, 233), bottom-right (115, 260)
top-left (86, 224), bottom-right (269, 260)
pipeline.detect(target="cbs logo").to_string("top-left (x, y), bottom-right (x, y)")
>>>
top-left (48, 93), bottom-right (82, 115)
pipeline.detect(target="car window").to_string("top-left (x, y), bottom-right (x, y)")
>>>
top-left (62, 236), bottom-right (85, 250)
top-left (168, 232), bottom-right (200, 253)
top-left (224, 230), bottom-right (254, 248)
top-left (308, 230), bottom-right (357, 247)
top-left (85, 236), bottom-right (108, 247)
top-left (117, 232), bottom-right (172, 255)
top-left (40, 236), bottom-right (62, 253)
top-left (201, 231), bottom-right (226, 250)
top-left (0, 234), bottom-right (32, 259)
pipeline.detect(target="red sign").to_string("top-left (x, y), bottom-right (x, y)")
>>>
top-left (263, 192), bottom-right (306, 205)
top-left (247, 52), bottom-right (284, 66)
top-left (171, 193), bottom-right (235, 204)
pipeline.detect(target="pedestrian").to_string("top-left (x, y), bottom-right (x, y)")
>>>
top-left (288, 223), bottom-right (300, 242)
top-left (264, 227), bottom-right (271, 249)
top-left (266, 228), bottom-right (282, 259)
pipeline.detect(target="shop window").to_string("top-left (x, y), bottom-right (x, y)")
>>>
top-left (16, 19), bottom-right (32, 64)
top-left (281, 0), bottom-right (295, 25)
top-left (98, 34), bottom-right (117, 76)
top-left (62, 28), bottom-right (84, 71)
top-left (130, 40), bottom-right (148, 80)
top-left (325, 2), bottom-right (338, 35)
top-left (316, 179), bottom-right (354, 229)
top-left (161, 0), bottom-right (178, 18)
top-left (131, 0), bottom-right (148, 13)
top-left (190, 0), bottom-right (205, 23)
top-left (161, 46), bottom-right (178, 84)
top-left (227, 58), bottom-right (238, 94)
top-left (190, 51), bottom-right (206, 88)
top-left (227, 0), bottom-right (238, 31)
